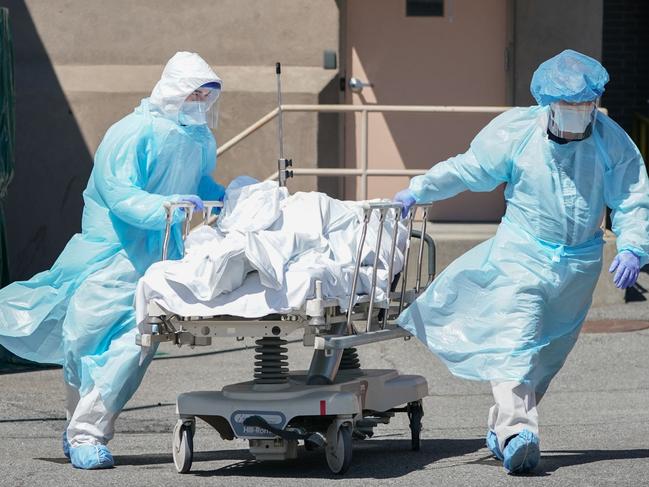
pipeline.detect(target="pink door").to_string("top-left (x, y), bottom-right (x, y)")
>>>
top-left (344, 0), bottom-right (510, 221)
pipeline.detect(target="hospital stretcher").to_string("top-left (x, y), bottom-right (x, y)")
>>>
top-left (136, 199), bottom-right (436, 475)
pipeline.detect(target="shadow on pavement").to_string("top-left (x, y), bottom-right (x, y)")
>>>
top-left (36, 449), bottom-right (252, 466)
top-left (538, 449), bottom-right (649, 474)
top-left (188, 438), bottom-right (484, 479)
top-left (37, 444), bottom-right (648, 477)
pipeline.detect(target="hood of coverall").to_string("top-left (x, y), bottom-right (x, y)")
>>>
top-left (149, 51), bottom-right (222, 124)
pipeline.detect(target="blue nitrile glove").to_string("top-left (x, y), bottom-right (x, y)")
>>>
top-left (609, 250), bottom-right (641, 289)
top-left (394, 189), bottom-right (416, 218)
top-left (179, 195), bottom-right (205, 211)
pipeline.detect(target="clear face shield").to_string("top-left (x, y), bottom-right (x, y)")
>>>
top-left (548, 99), bottom-right (599, 141)
top-left (179, 84), bottom-right (221, 129)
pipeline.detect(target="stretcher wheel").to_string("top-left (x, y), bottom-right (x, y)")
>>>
top-left (325, 421), bottom-right (353, 474)
top-left (173, 419), bottom-right (194, 473)
top-left (407, 400), bottom-right (423, 451)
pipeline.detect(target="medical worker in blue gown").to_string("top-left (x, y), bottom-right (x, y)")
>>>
top-left (394, 50), bottom-right (649, 474)
top-left (0, 52), bottom-right (226, 469)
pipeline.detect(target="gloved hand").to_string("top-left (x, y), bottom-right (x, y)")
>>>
top-left (179, 195), bottom-right (204, 211)
top-left (609, 250), bottom-right (641, 289)
top-left (394, 189), bottom-right (416, 218)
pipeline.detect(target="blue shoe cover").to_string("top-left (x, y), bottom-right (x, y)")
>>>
top-left (486, 430), bottom-right (503, 460)
top-left (503, 429), bottom-right (540, 474)
top-left (69, 444), bottom-right (114, 469)
top-left (62, 431), bottom-right (71, 459)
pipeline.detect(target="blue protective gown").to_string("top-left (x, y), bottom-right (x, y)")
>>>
top-left (0, 62), bottom-right (224, 413)
top-left (398, 106), bottom-right (649, 394)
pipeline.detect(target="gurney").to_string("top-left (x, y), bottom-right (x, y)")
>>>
top-left (136, 198), bottom-right (435, 475)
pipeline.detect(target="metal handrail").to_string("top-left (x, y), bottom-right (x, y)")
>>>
top-left (217, 104), bottom-right (513, 200)
top-left (218, 104), bottom-right (610, 201)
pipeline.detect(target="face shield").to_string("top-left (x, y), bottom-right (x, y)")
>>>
top-left (548, 100), bottom-right (598, 141)
top-left (179, 83), bottom-right (221, 129)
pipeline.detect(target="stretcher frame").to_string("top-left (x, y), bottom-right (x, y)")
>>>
top-left (136, 198), bottom-right (436, 475)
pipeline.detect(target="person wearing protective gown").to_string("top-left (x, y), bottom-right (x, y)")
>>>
top-left (0, 51), bottom-right (226, 469)
top-left (394, 50), bottom-right (649, 474)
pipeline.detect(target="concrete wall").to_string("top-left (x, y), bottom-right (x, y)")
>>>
top-left (513, 0), bottom-right (603, 106)
top-left (5, 0), bottom-right (341, 280)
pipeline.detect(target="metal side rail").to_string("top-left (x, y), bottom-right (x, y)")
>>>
top-left (314, 326), bottom-right (411, 351)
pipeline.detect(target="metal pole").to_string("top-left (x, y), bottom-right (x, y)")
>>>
top-left (281, 104), bottom-right (512, 113)
top-left (360, 109), bottom-right (369, 200)
top-left (365, 209), bottom-right (385, 332)
top-left (382, 208), bottom-right (401, 327)
top-left (183, 208), bottom-right (193, 240)
top-left (162, 204), bottom-right (173, 261)
top-left (263, 167), bottom-right (430, 182)
top-left (398, 208), bottom-right (415, 313)
top-left (276, 63), bottom-right (284, 160)
top-left (346, 208), bottom-right (371, 335)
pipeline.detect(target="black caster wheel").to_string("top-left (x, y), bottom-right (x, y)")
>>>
top-left (407, 400), bottom-right (424, 451)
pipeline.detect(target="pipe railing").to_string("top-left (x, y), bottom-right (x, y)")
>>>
top-left (217, 104), bottom-right (610, 201)
top-left (217, 104), bottom-right (513, 200)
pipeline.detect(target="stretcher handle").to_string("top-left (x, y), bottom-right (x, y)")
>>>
top-left (410, 229), bottom-right (436, 285)
top-left (415, 206), bottom-right (429, 293)
top-left (161, 200), bottom-right (224, 261)
top-left (398, 203), bottom-right (433, 313)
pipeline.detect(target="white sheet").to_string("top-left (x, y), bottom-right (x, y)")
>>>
top-left (135, 182), bottom-right (407, 322)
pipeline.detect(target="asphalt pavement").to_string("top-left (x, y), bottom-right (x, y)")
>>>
top-left (1, 303), bottom-right (648, 487)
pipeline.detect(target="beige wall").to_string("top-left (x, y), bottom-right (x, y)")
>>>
top-left (344, 0), bottom-right (509, 221)
top-left (22, 0), bottom-right (338, 67)
top-left (4, 0), bottom-right (606, 279)
top-left (5, 0), bottom-right (340, 280)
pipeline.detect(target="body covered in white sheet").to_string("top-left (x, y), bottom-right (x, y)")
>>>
top-left (135, 181), bottom-right (408, 323)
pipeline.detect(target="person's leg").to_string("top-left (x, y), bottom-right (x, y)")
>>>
top-left (486, 403), bottom-right (504, 460)
top-left (61, 254), bottom-right (143, 469)
top-left (65, 381), bottom-right (80, 422)
top-left (489, 381), bottom-right (541, 473)
top-left (62, 379), bottom-right (80, 458)
top-left (490, 381), bottom-right (538, 451)
top-left (67, 388), bottom-right (118, 447)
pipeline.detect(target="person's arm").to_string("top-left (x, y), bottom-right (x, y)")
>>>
top-left (196, 135), bottom-right (225, 202)
top-left (408, 108), bottom-right (534, 203)
top-left (409, 149), bottom-right (509, 202)
top-left (94, 126), bottom-right (190, 230)
top-left (605, 131), bottom-right (649, 266)
top-left (197, 175), bottom-right (225, 202)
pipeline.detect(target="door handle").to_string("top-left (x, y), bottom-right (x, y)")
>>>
top-left (348, 77), bottom-right (374, 93)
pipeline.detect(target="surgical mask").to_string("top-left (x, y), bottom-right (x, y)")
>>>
top-left (179, 101), bottom-right (208, 126)
top-left (548, 101), bottom-right (597, 141)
